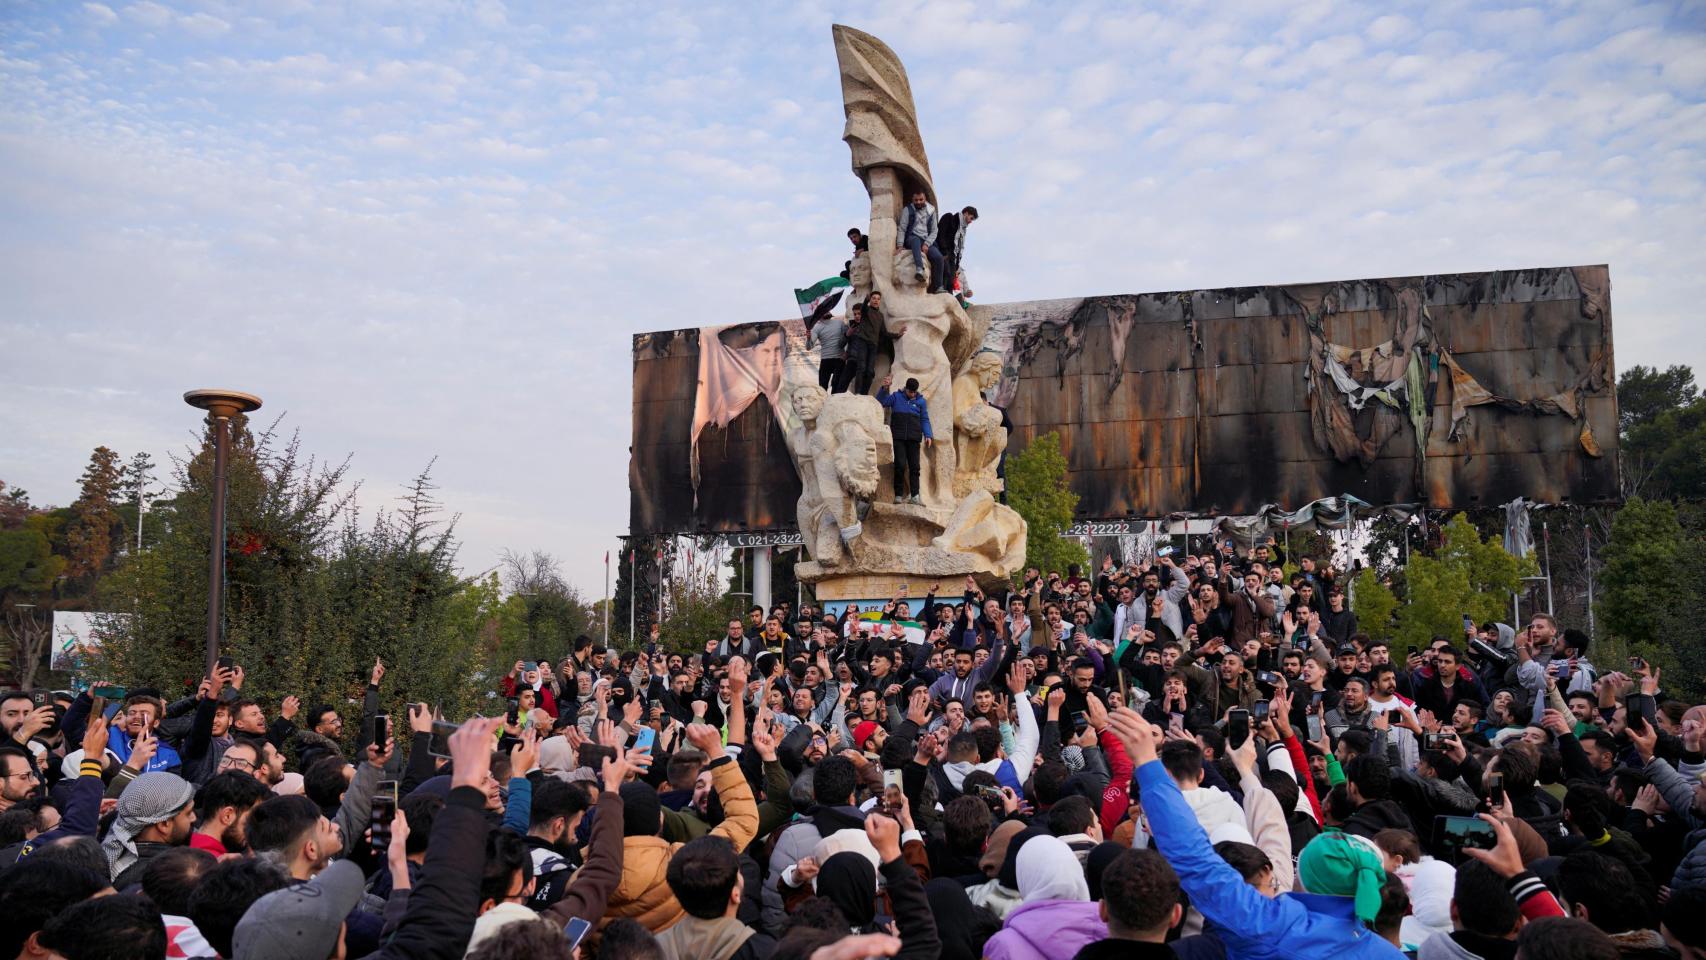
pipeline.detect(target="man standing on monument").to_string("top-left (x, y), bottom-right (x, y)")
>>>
top-left (897, 189), bottom-right (942, 287)
top-left (877, 374), bottom-right (932, 505)
top-left (845, 298), bottom-right (881, 395)
top-left (808, 308), bottom-right (848, 392)
top-left (934, 205), bottom-right (976, 294)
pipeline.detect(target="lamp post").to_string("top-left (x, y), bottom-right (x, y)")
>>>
top-left (184, 389), bottom-right (262, 676)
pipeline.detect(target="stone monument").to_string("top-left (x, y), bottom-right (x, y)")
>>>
top-left (789, 25), bottom-right (1027, 600)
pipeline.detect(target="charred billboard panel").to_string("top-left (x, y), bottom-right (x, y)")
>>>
top-left (630, 265), bottom-right (1619, 535)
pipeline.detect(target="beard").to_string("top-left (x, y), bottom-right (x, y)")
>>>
top-left (221, 821), bottom-right (246, 852)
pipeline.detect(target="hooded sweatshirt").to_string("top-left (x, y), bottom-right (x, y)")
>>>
top-left (1183, 785), bottom-right (1247, 836)
top-left (984, 836), bottom-right (1108, 960)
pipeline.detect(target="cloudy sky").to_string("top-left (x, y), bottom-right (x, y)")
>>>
top-left (3, 0), bottom-right (1702, 595)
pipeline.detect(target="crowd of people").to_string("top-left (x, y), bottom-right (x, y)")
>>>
top-left (2, 541), bottom-right (1703, 960)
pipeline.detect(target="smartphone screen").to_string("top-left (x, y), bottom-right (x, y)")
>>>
top-left (1306, 714), bottom-right (1323, 742)
top-left (1227, 709), bottom-right (1250, 748)
top-left (1486, 772), bottom-right (1505, 808)
top-left (1251, 700), bottom-right (1270, 723)
top-left (564, 917), bottom-right (593, 950)
top-left (373, 714), bottom-right (390, 744)
top-left (428, 720), bottom-right (459, 758)
top-left (1434, 815), bottom-right (1497, 862)
top-left (882, 768), bottom-right (903, 790)
top-left (369, 791), bottom-right (397, 855)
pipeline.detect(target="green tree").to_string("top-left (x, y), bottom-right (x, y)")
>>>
top-left (1349, 567), bottom-right (1399, 641)
top-left (64, 446), bottom-right (124, 586)
top-left (1390, 514), bottom-right (1536, 651)
top-left (1594, 498), bottom-right (1706, 696)
top-left (1617, 364), bottom-right (1697, 432)
top-left (1006, 431), bottom-right (1086, 576)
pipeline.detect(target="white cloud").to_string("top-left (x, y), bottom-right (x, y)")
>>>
top-left (2, 0), bottom-right (1703, 593)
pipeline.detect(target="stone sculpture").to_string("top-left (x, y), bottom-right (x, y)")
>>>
top-left (790, 26), bottom-right (1027, 598)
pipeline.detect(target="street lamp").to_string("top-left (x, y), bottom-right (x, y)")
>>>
top-left (184, 389), bottom-right (262, 675)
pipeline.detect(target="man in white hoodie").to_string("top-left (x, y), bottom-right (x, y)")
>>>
top-left (1159, 739), bottom-right (1245, 837)
top-left (938, 666), bottom-right (1041, 797)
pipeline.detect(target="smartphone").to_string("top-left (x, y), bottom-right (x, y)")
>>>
top-left (1434, 815), bottom-right (1498, 863)
top-left (1251, 700), bottom-right (1270, 723)
top-left (1406, 645), bottom-right (1419, 659)
top-left (1625, 693), bottom-right (1657, 733)
top-left (577, 743), bottom-right (618, 769)
top-left (1629, 656), bottom-right (1647, 671)
top-left (1311, 690), bottom-right (1326, 708)
top-left (883, 768), bottom-right (903, 791)
top-left (1227, 708), bottom-right (1250, 748)
top-left (1461, 614), bottom-right (1474, 633)
top-left (973, 784), bottom-right (1005, 803)
top-left (1070, 710), bottom-right (1089, 732)
top-left (428, 720), bottom-right (459, 759)
top-left (30, 691), bottom-right (48, 707)
top-left (217, 655), bottom-right (235, 671)
top-left (1255, 671), bottom-right (1281, 686)
top-left (633, 726), bottom-right (657, 754)
top-left (564, 917), bottom-right (593, 951)
top-left (523, 661), bottom-right (538, 673)
top-left (1422, 732), bottom-right (1453, 750)
top-left (506, 698), bottom-right (520, 724)
top-left (1306, 714), bottom-right (1324, 742)
top-left (373, 713), bottom-right (390, 744)
top-left (370, 781), bottom-right (398, 855)
top-left (91, 684), bottom-right (127, 699)
top-left (1486, 772), bottom-right (1505, 808)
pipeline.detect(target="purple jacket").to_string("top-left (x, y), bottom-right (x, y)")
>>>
top-left (984, 899), bottom-right (1108, 960)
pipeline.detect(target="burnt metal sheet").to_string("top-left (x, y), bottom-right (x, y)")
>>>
top-left (629, 264), bottom-right (1621, 535)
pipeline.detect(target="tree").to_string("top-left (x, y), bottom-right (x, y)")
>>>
top-left (1005, 431), bottom-right (1084, 576)
top-left (1623, 397), bottom-right (1706, 500)
top-left (1389, 514), bottom-right (1536, 651)
top-left (64, 446), bottom-right (123, 585)
top-left (1594, 498), bottom-right (1706, 697)
top-left (1617, 365), bottom-right (1697, 433)
top-left (1349, 567), bottom-right (1398, 641)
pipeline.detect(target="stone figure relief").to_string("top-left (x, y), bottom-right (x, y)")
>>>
top-left (785, 26), bottom-right (1025, 595)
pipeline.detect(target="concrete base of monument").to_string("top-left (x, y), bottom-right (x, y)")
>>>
top-left (798, 492), bottom-right (1028, 600)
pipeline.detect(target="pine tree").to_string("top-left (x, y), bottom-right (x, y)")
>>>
top-left (65, 446), bottom-right (123, 583)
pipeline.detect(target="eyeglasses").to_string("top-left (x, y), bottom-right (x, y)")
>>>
top-left (3, 770), bottom-right (39, 782)
top-left (220, 755), bottom-right (256, 771)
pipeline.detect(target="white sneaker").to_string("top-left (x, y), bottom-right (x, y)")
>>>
top-left (908, 495), bottom-right (922, 505)
top-left (893, 495), bottom-right (904, 504)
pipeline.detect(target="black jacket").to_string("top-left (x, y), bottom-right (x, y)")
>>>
top-left (369, 785), bottom-right (490, 960)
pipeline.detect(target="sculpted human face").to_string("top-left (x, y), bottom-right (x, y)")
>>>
top-left (793, 387), bottom-right (825, 421)
top-left (835, 428), bottom-right (880, 499)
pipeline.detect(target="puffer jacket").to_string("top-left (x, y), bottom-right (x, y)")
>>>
top-left (603, 757), bottom-right (757, 933)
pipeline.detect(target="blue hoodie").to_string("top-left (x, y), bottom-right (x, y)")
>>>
top-left (1135, 759), bottom-right (1404, 960)
top-left (106, 724), bottom-right (183, 774)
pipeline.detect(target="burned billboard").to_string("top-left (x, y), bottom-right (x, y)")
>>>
top-left (630, 264), bottom-right (1619, 536)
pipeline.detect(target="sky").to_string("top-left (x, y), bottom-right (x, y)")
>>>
top-left (2, 0), bottom-right (1703, 596)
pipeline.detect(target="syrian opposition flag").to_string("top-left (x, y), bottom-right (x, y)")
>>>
top-left (794, 276), bottom-right (850, 327)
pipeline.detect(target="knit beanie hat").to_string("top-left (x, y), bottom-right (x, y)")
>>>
top-left (620, 781), bottom-right (663, 837)
top-left (1298, 830), bottom-right (1387, 923)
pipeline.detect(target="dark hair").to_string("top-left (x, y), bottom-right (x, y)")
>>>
top-left (962, 206), bottom-right (978, 219)
top-left (1032, 761), bottom-right (1070, 807)
top-left (1371, 828), bottom-right (1419, 865)
top-left (1373, 870), bottom-right (1409, 940)
top-left (1160, 739), bottom-right (1204, 782)
top-left (1213, 840), bottom-right (1272, 879)
top-left (813, 756), bottom-right (856, 807)
top-left (1100, 848), bottom-right (1180, 934)
top-left (1337, 728), bottom-right (1373, 758)
top-left (1453, 860), bottom-right (1520, 936)
top-left (530, 778), bottom-right (590, 830)
top-left (1436, 645), bottom-right (1462, 662)
top-left (480, 830), bottom-right (533, 905)
top-left (194, 770), bottom-right (270, 823)
top-left (1557, 851), bottom-right (1650, 934)
top-left (1046, 795), bottom-right (1096, 837)
top-left (1344, 754), bottom-right (1392, 802)
top-left (0, 806), bottom-right (36, 846)
top-left (1577, 729), bottom-right (1615, 757)
top-left (1562, 780), bottom-right (1611, 838)
top-left (1494, 746), bottom-right (1538, 795)
top-left (244, 794), bottom-right (322, 855)
top-left (307, 704), bottom-right (338, 728)
top-left (466, 916), bottom-right (572, 960)
top-left (667, 836), bottom-right (743, 919)
top-left (1514, 916), bottom-right (1621, 960)
top-left (943, 795), bottom-right (993, 855)
top-left (1261, 769), bottom-right (1300, 814)
top-left (972, 725), bottom-right (1000, 763)
top-left (598, 917), bottom-right (664, 960)
top-left (27, 835), bottom-right (108, 880)
top-left (139, 846), bottom-right (214, 915)
top-left (188, 858), bottom-right (291, 958)
top-left (1661, 886), bottom-right (1706, 952)
top-left (39, 894), bottom-right (166, 960)
top-left (0, 858), bottom-right (110, 958)
top-left (400, 793), bottom-right (443, 856)
top-left (946, 732), bottom-right (980, 763)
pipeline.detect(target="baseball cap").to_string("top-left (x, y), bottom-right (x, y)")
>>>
top-left (233, 860), bottom-right (366, 960)
top-left (1336, 645), bottom-right (1358, 657)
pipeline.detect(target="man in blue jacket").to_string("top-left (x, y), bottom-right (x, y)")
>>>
top-left (876, 375), bottom-right (932, 505)
top-left (1107, 706), bottom-right (1405, 959)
